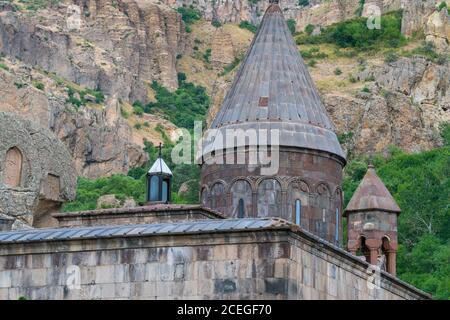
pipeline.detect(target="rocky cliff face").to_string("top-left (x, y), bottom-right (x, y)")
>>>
top-left (0, 0), bottom-right (185, 102)
top-left (401, 0), bottom-right (450, 52)
top-left (0, 57), bottom-right (148, 178)
top-left (161, 0), bottom-right (404, 31)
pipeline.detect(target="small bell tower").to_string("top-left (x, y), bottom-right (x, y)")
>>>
top-left (344, 165), bottom-right (401, 276)
top-left (146, 143), bottom-right (173, 204)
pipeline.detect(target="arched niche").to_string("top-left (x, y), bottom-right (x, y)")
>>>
top-left (230, 180), bottom-right (252, 218)
top-left (257, 179), bottom-right (282, 218)
top-left (3, 147), bottom-right (23, 187)
top-left (356, 235), bottom-right (371, 263)
top-left (287, 179), bottom-right (310, 224)
top-left (210, 182), bottom-right (226, 212)
top-left (200, 187), bottom-right (209, 207)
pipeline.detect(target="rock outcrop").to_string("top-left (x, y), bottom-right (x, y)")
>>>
top-left (161, 0), bottom-right (402, 32)
top-left (0, 57), bottom-right (148, 178)
top-left (401, 0), bottom-right (450, 51)
top-left (210, 27), bottom-right (235, 66)
top-left (0, 0), bottom-right (186, 103)
top-left (401, 0), bottom-right (439, 36)
top-left (425, 8), bottom-right (450, 52)
top-left (326, 57), bottom-right (449, 155)
top-left (0, 112), bottom-right (77, 229)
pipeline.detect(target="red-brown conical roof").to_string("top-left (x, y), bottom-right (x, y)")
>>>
top-left (203, 1), bottom-right (345, 162)
top-left (345, 165), bottom-right (401, 215)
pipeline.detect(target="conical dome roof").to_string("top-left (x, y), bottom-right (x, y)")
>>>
top-left (204, 2), bottom-right (345, 161)
top-left (345, 165), bottom-right (401, 215)
top-left (148, 156), bottom-right (172, 176)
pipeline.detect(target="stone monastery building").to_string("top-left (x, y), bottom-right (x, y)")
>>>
top-left (0, 0), bottom-right (430, 300)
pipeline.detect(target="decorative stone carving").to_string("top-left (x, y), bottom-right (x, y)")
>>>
top-left (316, 182), bottom-right (331, 196)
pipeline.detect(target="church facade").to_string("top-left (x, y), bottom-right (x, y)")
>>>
top-left (0, 1), bottom-right (430, 300)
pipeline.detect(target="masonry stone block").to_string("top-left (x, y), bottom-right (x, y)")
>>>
top-left (0, 288), bottom-right (8, 299)
top-left (159, 264), bottom-right (175, 282)
top-left (115, 283), bottom-right (131, 298)
top-left (145, 263), bottom-right (158, 281)
top-left (129, 264), bottom-right (146, 282)
top-left (95, 265), bottom-right (115, 284)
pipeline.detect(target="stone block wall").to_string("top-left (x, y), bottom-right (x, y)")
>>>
top-left (0, 230), bottom-right (428, 300)
top-left (53, 205), bottom-right (223, 228)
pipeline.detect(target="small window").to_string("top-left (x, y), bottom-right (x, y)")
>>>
top-left (162, 179), bottom-right (169, 202)
top-left (149, 175), bottom-right (160, 201)
top-left (335, 208), bottom-right (340, 244)
top-left (295, 199), bottom-right (301, 225)
top-left (238, 199), bottom-right (245, 218)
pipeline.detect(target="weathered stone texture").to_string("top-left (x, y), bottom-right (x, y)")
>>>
top-left (0, 229), bottom-right (428, 300)
top-left (53, 204), bottom-right (224, 228)
top-left (0, 0), bottom-right (185, 101)
top-left (201, 149), bottom-right (344, 244)
top-left (0, 112), bottom-right (76, 228)
top-left (0, 64), bottom-right (148, 178)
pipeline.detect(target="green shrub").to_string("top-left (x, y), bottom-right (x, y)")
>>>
top-left (287, 19), bottom-right (297, 35)
top-left (407, 41), bottom-right (444, 63)
top-left (349, 75), bottom-right (358, 83)
top-left (177, 72), bottom-right (187, 83)
top-left (304, 24), bottom-right (315, 36)
top-left (14, 82), bottom-right (26, 89)
top-left (337, 131), bottom-right (354, 144)
top-left (143, 79), bottom-right (210, 129)
top-left (18, 0), bottom-right (61, 11)
top-left (334, 68), bottom-right (343, 75)
top-left (0, 63), bottom-right (9, 71)
top-left (437, 1), bottom-right (447, 12)
top-left (62, 174), bottom-right (147, 212)
top-left (361, 86), bottom-right (370, 93)
top-left (384, 50), bottom-right (399, 63)
top-left (203, 48), bottom-right (212, 63)
top-left (296, 11), bottom-right (406, 51)
top-left (300, 47), bottom-right (328, 60)
top-left (133, 106), bottom-right (144, 117)
top-left (211, 20), bottom-right (222, 28)
top-left (298, 0), bottom-right (309, 6)
top-left (65, 85), bottom-right (105, 107)
top-left (177, 5), bottom-right (201, 25)
top-left (120, 107), bottom-right (130, 119)
top-left (220, 55), bottom-right (243, 76)
top-left (239, 21), bottom-right (258, 33)
top-left (134, 123), bottom-right (142, 130)
top-left (307, 59), bottom-right (317, 67)
top-left (33, 81), bottom-right (45, 91)
top-left (355, 0), bottom-right (365, 17)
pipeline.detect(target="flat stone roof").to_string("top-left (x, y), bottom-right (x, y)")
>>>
top-left (52, 204), bottom-right (225, 220)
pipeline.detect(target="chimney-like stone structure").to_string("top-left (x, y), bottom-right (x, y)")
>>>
top-left (344, 165), bottom-right (401, 276)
